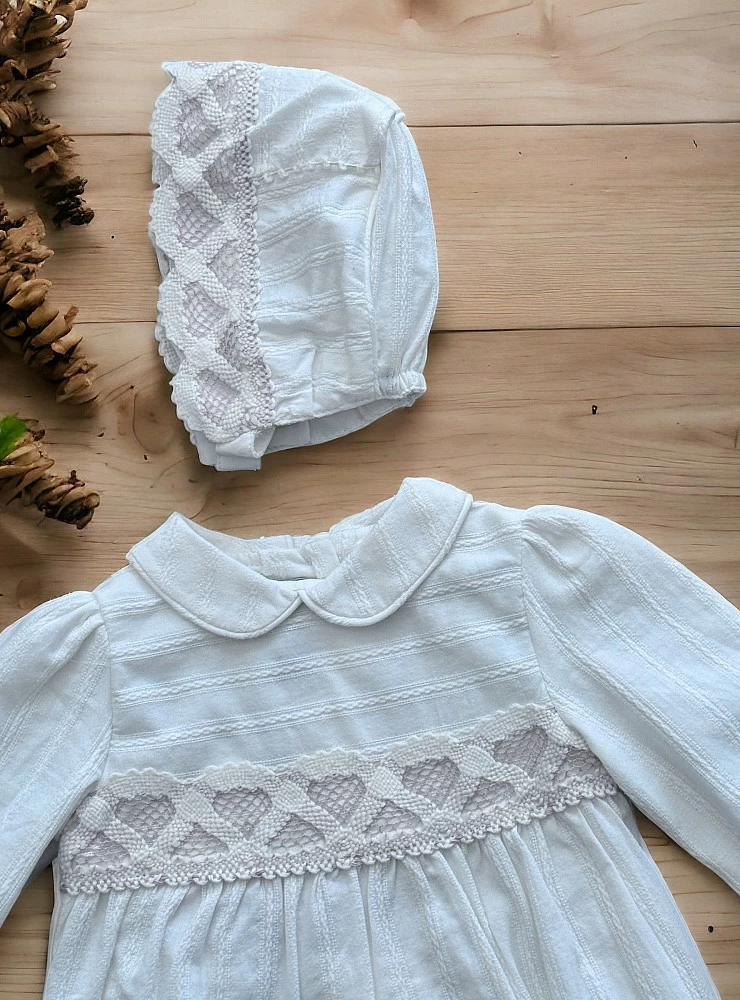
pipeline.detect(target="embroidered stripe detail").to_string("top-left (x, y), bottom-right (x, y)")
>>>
top-left (116, 615), bottom-right (527, 708)
top-left (115, 659), bottom-right (539, 751)
top-left (59, 705), bottom-right (616, 893)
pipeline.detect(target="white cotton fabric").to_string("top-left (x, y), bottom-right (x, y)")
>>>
top-left (149, 62), bottom-right (437, 471)
top-left (1, 477), bottom-right (738, 1000)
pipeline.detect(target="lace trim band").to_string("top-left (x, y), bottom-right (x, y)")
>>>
top-left (150, 60), bottom-right (276, 445)
top-left (59, 706), bottom-right (617, 894)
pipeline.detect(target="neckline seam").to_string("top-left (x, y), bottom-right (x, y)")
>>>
top-left (126, 479), bottom-right (472, 636)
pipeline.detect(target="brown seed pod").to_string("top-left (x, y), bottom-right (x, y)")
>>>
top-left (0, 200), bottom-right (97, 403)
top-left (0, 0), bottom-right (92, 226)
top-left (0, 413), bottom-right (99, 528)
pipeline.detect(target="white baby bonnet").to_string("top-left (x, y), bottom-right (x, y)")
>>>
top-left (150, 61), bottom-right (438, 471)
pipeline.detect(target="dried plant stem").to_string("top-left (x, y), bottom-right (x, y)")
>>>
top-left (0, 0), bottom-right (93, 226)
top-left (0, 413), bottom-right (99, 528)
top-left (0, 199), bottom-right (97, 402)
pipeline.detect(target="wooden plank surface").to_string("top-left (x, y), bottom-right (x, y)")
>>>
top-left (2, 124), bottom-right (739, 331)
top-left (1, 324), bottom-right (739, 619)
top-left (36, 0), bottom-right (740, 130)
top-left (1, 325), bottom-right (739, 995)
top-left (1, 0), bottom-right (739, 995)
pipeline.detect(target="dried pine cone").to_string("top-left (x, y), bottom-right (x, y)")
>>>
top-left (0, 413), bottom-right (99, 528)
top-left (0, 0), bottom-right (92, 226)
top-left (0, 200), bottom-right (97, 402)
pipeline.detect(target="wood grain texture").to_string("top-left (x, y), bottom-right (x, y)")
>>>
top-left (1, 124), bottom-right (739, 331)
top-left (31, 0), bottom-right (740, 131)
top-left (1, 325), bottom-right (739, 619)
top-left (1, 326), bottom-right (739, 994)
top-left (0, 0), bottom-right (739, 993)
top-left (0, 871), bottom-right (51, 997)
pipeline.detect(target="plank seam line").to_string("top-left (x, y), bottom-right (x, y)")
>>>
top-left (70, 321), bottom-right (740, 333)
top-left (412, 120), bottom-right (740, 129)
top-left (62, 120), bottom-right (740, 138)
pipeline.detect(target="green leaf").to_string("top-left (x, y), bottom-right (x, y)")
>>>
top-left (0, 414), bottom-right (28, 461)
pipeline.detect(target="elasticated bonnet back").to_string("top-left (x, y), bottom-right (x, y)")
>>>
top-left (150, 61), bottom-right (438, 471)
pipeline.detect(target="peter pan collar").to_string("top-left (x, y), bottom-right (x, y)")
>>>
top-left (126, 478), bottom-right (473, 638)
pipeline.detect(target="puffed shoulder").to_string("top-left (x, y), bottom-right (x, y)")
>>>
top-left (520, 502), bottom-right (739, 616)
top-left (0, 590), bottom-right (109, 669)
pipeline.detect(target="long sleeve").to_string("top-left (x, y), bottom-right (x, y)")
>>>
top-left (0, 592), bottom-right (111, 922)
top-left (521, 506), bottom-right (740, 893)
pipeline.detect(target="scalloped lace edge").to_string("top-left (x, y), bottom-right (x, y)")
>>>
top-left (149, 60), bottom-right (276, 448)
top-left (63, 783), bottom-right (618, 894)
top-left (59, 704), bottom-right (619, 894)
